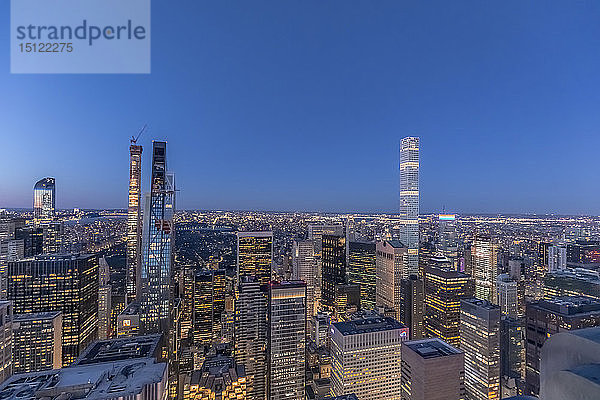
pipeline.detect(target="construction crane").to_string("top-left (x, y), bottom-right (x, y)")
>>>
top-left (131, 124), bottom-right (147, 144)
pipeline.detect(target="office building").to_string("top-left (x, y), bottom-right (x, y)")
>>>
top-left (424, 266), bottom-right (474, 347)
top-left (347, 241), bottom-right (377, 310)
top-left (333, 284), bottom-right (360, 322)
top-left (460, 298), bottom-right (501, 400)
top-left (117, 300), bottom-right (141, 337)
top-left (126, 142), bottom-right (143, 305)
top-left (183, 354), bottom-right (247, 399)
top-left (0, 302), bottom-right (11, 384)
top-left (472, 235), bottom-right (499, 304)
top-left (0, 238), bottom-right (24, 299)
top-left (308, 224), bottom-right (345, 257)
top-left (330, 311), bottom-right (408, 400)
top-left (33, 177), bottom-right (55, 225)
top-left (399, 136), bottom-right (419, 276)
top-left (376, 240), bottom-right (407, 319)
top-left (497, 274), bottom-right (519, 318)
top-left (141, 141), bottom-right (175, 334)
top-left (292, 239), bottom-right (317, 317)
top-left (12, 312), bottom-right (62, 373)
top-left (525, 296), bottom-right (600, 395)
top-left (321, 234), bottom-right (346, 313)
top-left (567, 240), bottom-right (600, 269)
top-left (268, 281), bottom-right (306, 400)
top-left (98, 257), bottom-right (111, 340)
top-left (8, 254), bottom-right (98, 366)
top-left (235, 277), bottom-right (267, 400)
top-left (500, 316), bottom-right (525, 383)
top-left (437, 214), bottom-right (458, 267)
top-left (237, 231), bottom-right (273, 288)
top-left (400, 275), bottom-right (425, 339)
top-left (540, 327), bottom-right (600, 400)
top-left (193, 269), bottom-right (226, 349)
top-left (400, 338), bottom-right (465, 400)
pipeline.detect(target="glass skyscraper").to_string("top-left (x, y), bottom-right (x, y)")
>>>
top-left (141, 141), bottom-right (175, 334)
top-left (33, 177), bottom-right (55, 225)
top-left (399, 137), bottom-right (419, 276)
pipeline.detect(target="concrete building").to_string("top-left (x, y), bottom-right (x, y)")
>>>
top-left (400, 338), bottom-right (465, 400)
top-left (376, 240), bottom-right (407, 320)
top-left (540, 326), bottom-right (600, 400)
top-left (497, 274), bottom-right (519, 318)
top-left (330, 311), bottom-right (408, 400)
top-left (293, 239), bottom-right (317, 318)
top-left (0, 302), bottom-right (11, 384)
top-left (472, 235), bottom-right (499, 304)
top-left (12, 312), bottom-right (61, 373)
top-left (183, 354), bottom-right (246, 399)
top-left (399, 136), bottom-right (420, 276)
top-left (460, 299), bottom-right (500, 400)
top-left (117, 300), bottom-right (141, 337)
top-left (400, 275), bottom-right (425, 339)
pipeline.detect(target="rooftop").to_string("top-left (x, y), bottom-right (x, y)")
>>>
top-left (333, 313), bottom-right (405, 336)
top-left (323, 395), bottom-right (359, 400)
top-left (0, 359), bottom-right (166, 400)
top-left (403, 338), bottom-right (463, 359)
top-left (534, 296), bottom-right (600, 316)
top-left (74, 335), bottom-right (161, 366)
top-left (13, 312), bottom-right (61, 322)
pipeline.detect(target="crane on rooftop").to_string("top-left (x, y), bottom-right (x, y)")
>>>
top-left (131, 124), bottom-right (147, 144)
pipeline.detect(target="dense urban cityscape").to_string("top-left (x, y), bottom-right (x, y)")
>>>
top-left (0, 136), bottom-right (599, 400)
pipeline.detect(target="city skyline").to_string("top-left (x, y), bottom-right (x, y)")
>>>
top-left (2, 2), bottom-right (600, 214)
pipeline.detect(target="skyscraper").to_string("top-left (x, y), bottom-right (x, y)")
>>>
top-left (321, 234), bottom-right (346, 313)
top-left (348, 241), bottom-right (377, 310)
top-left (437, 214), bottom-right (458, 267)
top-left (376, 240), bottom-right (407, 319)
top-left (399, 137), bottom-right (419, 276)
top-left (235, 277), bottom-right (268, 400)
top-left (0, 302), bottom-right (11, 384)
top-left (33, 177), bottom-right (55, 225)
top-left (8, 254), bottom-right (99, 366)
top-left (237, 231), bottom-right (273, 288)
top-left (424, 266), bottom-right (474, 347)
top-left (400, 338), bottom-right (465, 400)
top-left (330, 311), bottom-right (408, 400)
top-left (400, 275), bottom-right (425, 339)
top-left (472, 235), bottom-right (499, 304)
top-left (268, 281), bottom-right (306, 400)
top-left (98, 257), bottom-right (111, 340)
top-left (12, 311), bottom-right (62, 373)
top-left (460, 298), bottom-right (501, 400)
top-left (183, 354), bottom-right (247, 399)
top-left (497, 274), bottom-right (518, 318)
top-left (141, 141), bottom-right (175, 334)
top-left (292, 239), bottom-right (317, 318)
top-left (192, 269), bottom-right (226, 350)
top-left (126, 142), bottom-right (143, 305)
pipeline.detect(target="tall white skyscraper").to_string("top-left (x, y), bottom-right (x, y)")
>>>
top-left (472, 235), bottom-right (499, 304)
top-left (400, 137), bottom-right (420, 276)
top-left (497, 273), bottom-right (518, 318)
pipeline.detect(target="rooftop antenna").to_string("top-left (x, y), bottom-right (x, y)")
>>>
top-left (131, 124), bottom-right (147, 144)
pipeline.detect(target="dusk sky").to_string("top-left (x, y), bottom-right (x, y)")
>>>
top-left (2, 1), bottom-right (600, 214)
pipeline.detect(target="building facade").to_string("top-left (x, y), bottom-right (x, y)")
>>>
top-left (347, 241), bottom-right (377, 310)
top-left (126, 143), bottom-right (143, 305)
top-left (321, 234), bottom-right (346, 313)
top-left (376, 240), bottom-right (407, 320)
top-left (12, 312), bottom-right (62, 373)
top-left (399, 137), bottom-right (419, 276)
top-left (472, 236), bottom-right (499, 304)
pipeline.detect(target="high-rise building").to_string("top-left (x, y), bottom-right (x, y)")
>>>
top-left (268, 281), bottom-right (306, 400)
top-left (525, 296), bottom-right (600, 395)
top-left (12, 311), bottom-right (62, 373)
top-left (347, 241), bottom-right (377, 310)
top-left (566, 240), bottom-right (600, 269)
top-left (399, 137), bottom-right (419, 276)
top-left (400, 275), bottom-right (425, 339)
top-left (33, 177), bottom-right (55, 225)
top-left (497, 274), bottom-right (519, 318)
top-left (400, 338), bottom-right (465, 400)
top-left (333, 283), bottom-right (360, 322)
top-left (500, 316), bottom-right (525, 385)
top-left (235, 277), bottom-right (268, 400)
top-left (472, 235), bottom-right (499, 304)
top-left (0, 302), bottom-right (11, 384)
top-left (126, 142), bottom-right (143, 305)
top-left (98, 257), bottom-right (111, 340)
top-left (183, 354), bottom-right (247, 400)
top-left (0, 237), bottom-right (24, 300)
top-left (193, 269), bottom-right (226, 350)
top-left (321, 234), bottom-right (346, 313)
top-left (547, 244), bottom-right (567, 272)
top-left (308, 224), bottom-right (344, 314)
top-left (376, 240), bottom-right (407, 319)
top-left (237, 231), bottom-right (273, 288)
top-left (437, 214), bottom-right (458, 267)
top-left (460, 298), bottom-right (501, 400)
top-left (292, 239), bottom-right (317, 318)
top-left (8, 254), bottom-right (98, 366)
top-left (330, 311), bottom-right (408, 400)
top-left (141, 141), bottom-right (175, 334)
top-left (424, 266), bottom-right (474, 347)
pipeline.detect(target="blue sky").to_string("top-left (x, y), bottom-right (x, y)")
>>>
top-left (1, 1), bottom-right (600, 214)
